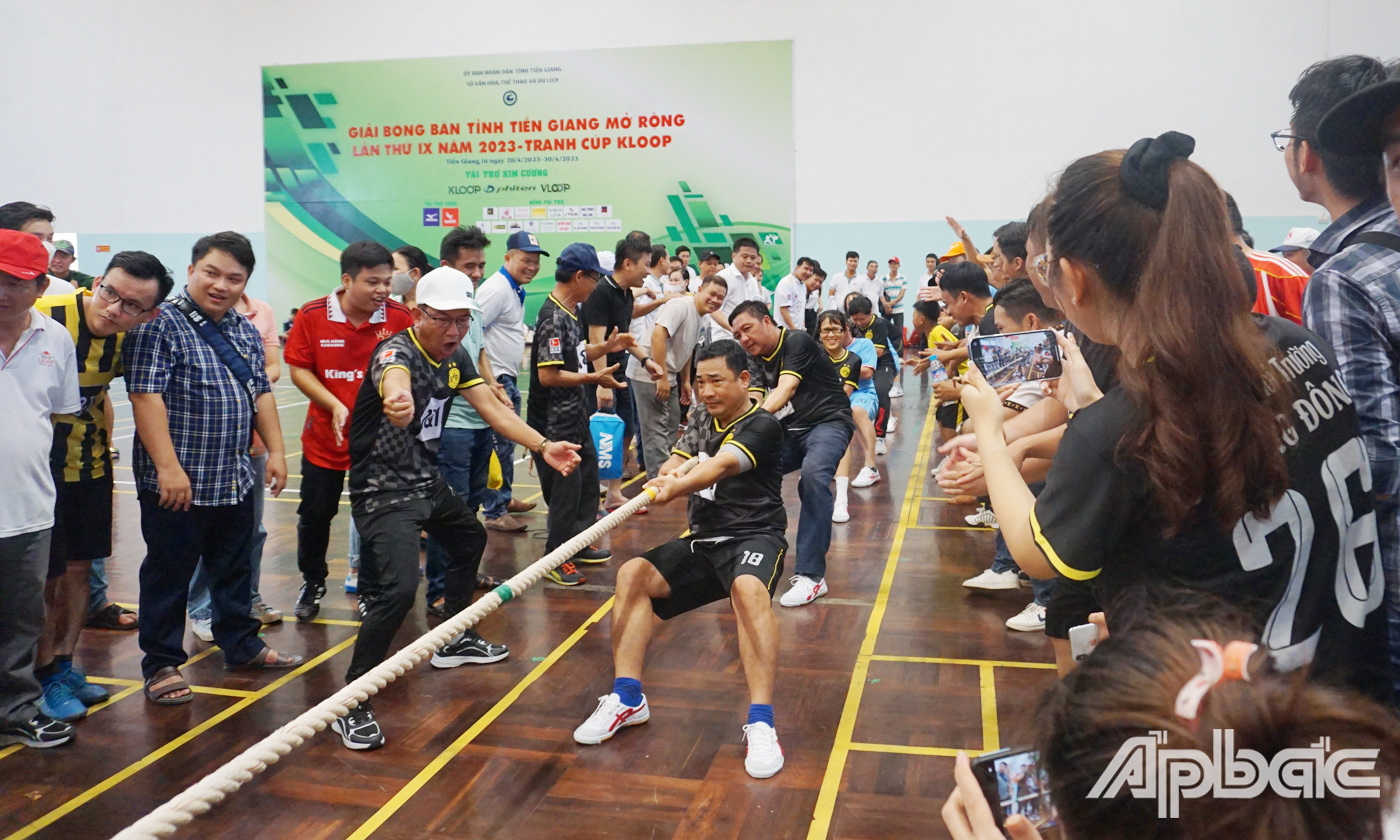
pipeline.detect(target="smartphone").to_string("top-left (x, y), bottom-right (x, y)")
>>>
top-left (971, 747), bottom-right (1059, 835)
top-left (1069, 622), bottom-right (1100, 663)
top-left (968, 329), bottom-right (1062, 387)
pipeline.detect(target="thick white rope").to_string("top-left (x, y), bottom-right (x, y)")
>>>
top-left (110, 460), bottom-right (692, 840)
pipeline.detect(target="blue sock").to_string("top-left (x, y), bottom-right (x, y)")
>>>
top-left (747, 703), bottom-right (774, 728)
top-left (613, 677), bottom-right (643, 708)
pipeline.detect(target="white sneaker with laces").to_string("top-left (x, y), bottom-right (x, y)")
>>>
top-left (890, 382), bottom-right (904, 398)
top-left (852, 466), bottom-right (881, 488)
top-left (962, 569), bottom-right (1022, 591)
top-left (832, 499), bottom-right (850, 523)
top-left (742, 722), bottom-right (784, 778)
top-left (573, 692), bottom-right (649, 744)
top-left (888, 416), bottom-right (899, 432)
top-left (875, 438), bottom-right (887, 456)
top-left (191, 619), bottom-right (213, 643)
top-left (964, 505), bottom-right (999, 528)
top-left (1006, 602), bottom-right (1047, 632)
top-left (779, 575), bottom-right (829, 607)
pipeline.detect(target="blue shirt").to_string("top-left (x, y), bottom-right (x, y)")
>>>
top-left (1302, 194), bottom-right (1400, 498)
top-left (123, 296), bottom-right (272, 506)
top-left (848, 337), bottom-right (878, 395)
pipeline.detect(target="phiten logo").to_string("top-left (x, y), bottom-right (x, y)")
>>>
top-left (1089, 730), bottom-right (1380, 818)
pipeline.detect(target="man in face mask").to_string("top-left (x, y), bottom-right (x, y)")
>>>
top-left (0, 201), bottom-right (75, 296)
top-left (284, 240), bottom-right (416, 621)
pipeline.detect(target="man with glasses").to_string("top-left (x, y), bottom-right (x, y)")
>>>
top-left (32, 253), bottom-right (174, 724)
top-left (333, 266), bottom-right (581, 750)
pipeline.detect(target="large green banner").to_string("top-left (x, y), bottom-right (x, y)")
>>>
top-left (263, 41), bottom-right (794, 319)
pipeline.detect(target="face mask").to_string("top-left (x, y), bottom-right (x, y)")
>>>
top-left (43, 240), bottom-right (57, 261)
top-left (391, 272), bottom-right (415, 296)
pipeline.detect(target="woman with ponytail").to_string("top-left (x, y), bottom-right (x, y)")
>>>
top-left (960, 132), bottom-right (1391, 700)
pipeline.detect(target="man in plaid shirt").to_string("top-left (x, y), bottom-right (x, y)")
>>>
top-left (1285, 55), bottom-right (1400, 694)
top-left (124, 232), bottom-right (303, 706)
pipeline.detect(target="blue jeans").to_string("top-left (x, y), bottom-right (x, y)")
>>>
top-left (88, 556), bottom-right (110, 616)
top-left (777, 420), bottom-right (853, 581)
top-left (426, 427), bottom-right (494, 603)
top-left (482, 375), bottom-right (521, 520)
top-left (189, 450), bottom-right (268, 622)
top-left (991, 532), bottom-right (1054, 607)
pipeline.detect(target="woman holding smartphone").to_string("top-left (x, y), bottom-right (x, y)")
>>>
top-left (959, 131), bottom-right (1391, 701)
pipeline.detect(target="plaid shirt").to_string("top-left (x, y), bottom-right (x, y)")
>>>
top-left (1302, 194), bottom-right (1400, 498)
top-left (123, 295), bottom-right (271, 506)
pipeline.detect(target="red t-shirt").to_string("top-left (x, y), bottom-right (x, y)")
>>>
top-left (283, 290), bottom-right (414, 470)
top-left (1248, 249), bottom-right (1309, 326)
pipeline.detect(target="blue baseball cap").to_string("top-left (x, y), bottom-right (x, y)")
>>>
top-left (556, 242), bottom-right (604, 276)
top-left (505, 230), bottom-right (549, 256)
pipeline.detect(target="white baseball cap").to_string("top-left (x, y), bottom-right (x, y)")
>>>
top-left (414, 266), bottom-right (480, 312)
top-left (1269, 227), bottom-right (1321, 254)
top-left (597, 250), bottom-right (616, 275)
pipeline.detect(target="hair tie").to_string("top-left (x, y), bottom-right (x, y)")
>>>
top-left (1119, 131), bottom-right (1196, 210)
top-left (1174, 639), bottom-right (1259, 724)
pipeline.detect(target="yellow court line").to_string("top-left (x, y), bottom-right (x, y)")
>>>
top-left (808, 399), bottom-right (938, 840)
top-left (980, 664), bottom-right (1000, 753)
top-left (847, 743), bottom-right (979, 758)
top-left (303, 617), bottom-right (363, 627)
top-left (909, 524), bottom-right (994, 531)
top-left (87, 676), bottom-right (257, 699)
top-left (0, 685), bottom-right (145, 764)
top-left (868, 655), bottom-right (1056, 670)
top-left (3, 635), bottom-right (357, 840)
top-left (345, 597), bottom-right (616, 840)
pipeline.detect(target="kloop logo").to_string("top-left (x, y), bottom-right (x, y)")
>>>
top-left (1089, 730), bottom-right (1380, 818)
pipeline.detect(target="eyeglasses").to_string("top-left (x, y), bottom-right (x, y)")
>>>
top-left (419, 306), bottom-right (472, 331)
top-left (94, 282), bottom-right (154, 317)
top-left (818, 326), bottom-right (846, 335)
top-left (1032, 253), bottom-right (1050, 282)
top-left (1270, 130), bottom-right (1305, 152)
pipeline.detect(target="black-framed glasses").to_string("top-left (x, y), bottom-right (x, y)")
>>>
top-left (1271, 130), bottom-right (1305, 152)
top-left (94, 282), bottom-right (154, 317)
top-left (419, 305), bottom-right (472, 331)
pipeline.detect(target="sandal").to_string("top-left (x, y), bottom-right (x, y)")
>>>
top-left (87, 602), bottom-right (139, 631)
top-left (475, 574), bottom-right (506, 591)
top-left (426, 599), bottom-right (449, 619)
top-left (144, 666), bottom-right (193, 705)
top-left (225, 647), bottom-right (304, 671)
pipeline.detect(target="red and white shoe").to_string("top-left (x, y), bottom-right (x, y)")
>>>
top-left (573, 693), bottom-right (649, 745)
top-left (779, 575), bottom-right (829, 608)
top-left (743, 722), bottom-right (784, 778)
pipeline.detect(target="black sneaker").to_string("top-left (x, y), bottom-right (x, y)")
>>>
top-left (547, 562), bottom-right (586, 586)
top-left (0, 712), bottom-right (74, 748)
top-left (294, 581), bottom-right (327, 621)
top-left (332, 701), bottom-right (385, 750)
top-left (574, 546), bottom-right (611, 564)
top-left (430, 629), bottom-right (510, 668)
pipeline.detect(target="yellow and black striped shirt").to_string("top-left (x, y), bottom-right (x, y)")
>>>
top-left (38, 291), bottom-right (123, 483)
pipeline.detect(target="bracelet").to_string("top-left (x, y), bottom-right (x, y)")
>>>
top-left (535, 437), bottom-right (551, 454)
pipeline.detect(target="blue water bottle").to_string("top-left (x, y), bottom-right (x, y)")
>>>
top-left (590, 411), bottom-right (626, 479)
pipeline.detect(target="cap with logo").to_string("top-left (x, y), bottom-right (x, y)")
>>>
top-left (52, 239), bottom-right (76, 256)
top-left (557, 242), bottom-right (605, 277)
top-left (505, 230), bottom-right (550, 256)
top-left (1269, 227), bottom-right (1322, 254)
top-left (0, 229), bottom-right (52, 280)
top-left (1317, 64), bottom-right (1400, 156)
top-left (597, 250), bottom-right (616, 275)
top-left (415, 266), bottom-right (480, 312)
top-left (888, 256), bottom-right (900, 264)
top-left (941, 242), bottom-right (966, 260)
top-left (698, 250), bottom-right (722, 263)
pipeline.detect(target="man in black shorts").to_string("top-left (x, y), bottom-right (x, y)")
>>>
top-left (572, 340), bottom-right (788, 779)
top-left (334, 266), bottom-right (581, 750)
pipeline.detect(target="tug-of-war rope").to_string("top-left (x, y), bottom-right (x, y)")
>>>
top-left (111, 459), bottom-right (695, 840)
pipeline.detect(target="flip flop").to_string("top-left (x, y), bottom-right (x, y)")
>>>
top-left (476, 574), bottom-right (506, 591)
top-left (144, 666), bottom-right (193, 705)
top-left (86, 602), bottom-right (139, 631)
top-left (225, 647), bottom-right (304, 671)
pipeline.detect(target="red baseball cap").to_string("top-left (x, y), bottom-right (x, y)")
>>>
top-left (888, 256), bottom-right (900, 264)
top-left (0, 230), bottom-right (50, 281)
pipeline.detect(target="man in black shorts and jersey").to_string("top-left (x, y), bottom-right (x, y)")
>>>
top-left (728, 300), bottom-right (854, 608)
top-left (335, 267), bottom-right (581, 750)
top-left (572, 340), bottom-right (789, 779)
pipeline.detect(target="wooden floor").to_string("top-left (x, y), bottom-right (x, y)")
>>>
top-left (0, 374), bottom-right (1056, 840)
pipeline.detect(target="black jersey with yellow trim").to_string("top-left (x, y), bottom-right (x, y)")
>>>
top-left (681, 401), bottom-right (787, 540)
top-left (827, 348), bottom-right (860, 392)
top-left (752, 327), bottom-right (852, 432)
top-left (39, 290), bottom-right (123, 482)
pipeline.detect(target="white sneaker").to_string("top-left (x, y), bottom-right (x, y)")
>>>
top-left (888, 416), bottom-right (899, 432)
top-left (890, 382), bottom-right (904, 398)
top-left (832, 499), bottom-right (850, 523)
top-left (191, 619), bottom-right (213, 643)
top-left (931, 455), bottom-right (949, 478)
top-left (779, 575), bottom-right (829, 607)
top-left (964, 505), bottom-right (999, 528)
top-left (573, 692), bottom-right (649, 744)
top-left (852, 466), bottom-right (881, 488)
top-left (962, 569), bottom-right (1021, 591)
top-left (1006, 602), bottom-right (1047, 632)
top-left (875, 438), bottom-right (887, 456)
top-left (742, 722), bottom-right (784, 778)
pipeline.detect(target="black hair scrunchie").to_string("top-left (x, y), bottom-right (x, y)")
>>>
top-left (1119, 131), bottom-right (1196, 210)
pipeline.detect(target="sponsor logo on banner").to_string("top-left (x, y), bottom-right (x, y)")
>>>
top-left (422, 208), bottom-right (440, 226)
top-left (599, 205), bottom-right (612, 217)
top-left (541, 221), bottom-right (557, 233)
top-left (476, 221), bottom-right (491, 233)
top-left (531, 207), bottom-right (548, 219)
top-left (605, 219), bottom-right (622, 232)
top-left (499, 207), bottom-right (514, 219)
top-left (442, 208), bottom-right (460, 227)
top-left (556, 220), bottom-right (573, 232)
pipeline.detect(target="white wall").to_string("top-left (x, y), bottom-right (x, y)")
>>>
top-left (2, 0), bottom-right (1398, 237)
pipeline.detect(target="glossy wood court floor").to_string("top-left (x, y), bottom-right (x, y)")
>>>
top-left (0, 375), bottom-right (1057, 840)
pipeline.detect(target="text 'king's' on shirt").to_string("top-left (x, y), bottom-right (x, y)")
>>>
top-left (348, 328), bottom-right (482, 513)
top-left (673, 403), bottom-right (787, 540)
top-left (755, 328), bottom-right (854, 432)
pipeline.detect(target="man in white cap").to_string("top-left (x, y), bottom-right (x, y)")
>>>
top-left (1269, 227), bottom-right (1322, 276)
top-left (333, 266), bottom-right (582, 751)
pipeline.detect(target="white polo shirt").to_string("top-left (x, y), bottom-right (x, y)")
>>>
top-left (773, 274), bottom-right (807, 329)
top-left (0, 308), bottom-right (80, 537)
top-left (475, 267), bottom-right (527, 378)
top-left (826, 273), bottom-right (856, 311)
top-left (712, 263), bottom-right (753, 340)
top-left (851, 275), bottom-right (886, 309)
